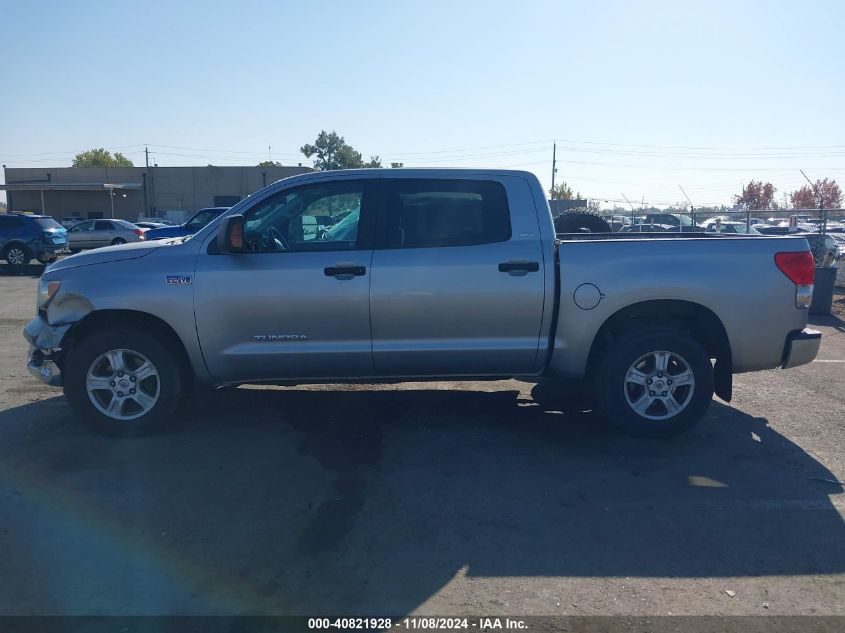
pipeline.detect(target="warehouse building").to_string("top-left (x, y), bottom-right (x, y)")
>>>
top-left (1, 165), bottom-right (312, 223)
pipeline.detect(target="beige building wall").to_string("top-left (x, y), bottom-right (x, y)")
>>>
top-left (4, 165), bottom-right (312, 221)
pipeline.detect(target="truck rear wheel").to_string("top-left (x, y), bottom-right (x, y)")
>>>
top-left (64, 328), bottom-right (186, 437)
top-left (594, 327), bottom-right (714, 438)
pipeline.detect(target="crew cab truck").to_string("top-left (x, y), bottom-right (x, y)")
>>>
top-left (23, 169), bottom-right (820, 438)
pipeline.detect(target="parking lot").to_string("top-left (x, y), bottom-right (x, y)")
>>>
top-left (0, 265), bottom-right (843, 617)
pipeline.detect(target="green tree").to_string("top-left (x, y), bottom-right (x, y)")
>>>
top-left (300, 131), bottom-right (380, 170)
top-left (72, 148), bottom-right (134, 167)
top-left (549, 182), bottom-right (575, 200)
top-left (257, 160), bottom-right (283, 167)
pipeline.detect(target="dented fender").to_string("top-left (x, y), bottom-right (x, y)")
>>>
top-left (23, 315), bottom-right (73, 350)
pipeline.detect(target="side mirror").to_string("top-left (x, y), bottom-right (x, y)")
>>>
top-left (217, 214), bottom-right (245, 253)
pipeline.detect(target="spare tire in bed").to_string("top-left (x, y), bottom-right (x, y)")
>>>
top-left (554, 211), bottom-right (612, 233)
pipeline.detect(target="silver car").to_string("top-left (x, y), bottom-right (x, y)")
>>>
top-left (68, 219), bottom-right (145, 251)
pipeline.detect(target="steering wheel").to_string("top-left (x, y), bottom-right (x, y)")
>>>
top-left (268, 226), bottom-right (289, 251)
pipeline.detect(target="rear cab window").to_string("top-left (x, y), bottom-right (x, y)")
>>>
top-left (383, 179), bottom-right (511, 249)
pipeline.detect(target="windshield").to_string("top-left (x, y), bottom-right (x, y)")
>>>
top-left (35, 217), bottom-right (63, 230)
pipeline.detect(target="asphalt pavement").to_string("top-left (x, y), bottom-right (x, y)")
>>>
top-left (0, 267), bottom-right (842, 617)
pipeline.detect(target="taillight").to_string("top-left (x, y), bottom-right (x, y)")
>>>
top-left (133, 229), bottom-right (144, 239)
top-left (775, 251), bottom-right (814, 285)
top-left (775, 251), bottom-right (814, 308)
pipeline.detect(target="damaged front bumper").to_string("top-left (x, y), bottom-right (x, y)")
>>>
top-left (23, 315), bottom-right (71, 387)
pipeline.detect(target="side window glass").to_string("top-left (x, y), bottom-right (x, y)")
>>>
top-left (385, 180), bottom-right (511, 248)
top-left (241, 182), bottom-right (364, 253)
top-left (95, 221), bottom-right (112, 231)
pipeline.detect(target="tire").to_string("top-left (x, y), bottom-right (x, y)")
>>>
top-left (69, 248), bottom-right (81, 254)
top-left (111, 238), bottom-right (127, 245)
top-left (3, 244), bottom-right (32, 267)
top-left (37, 255), bottom-right (58, 265)
top-left (64, 328), bottom-right (186, 437)
top-left (554, 211), bottom-right (612, 234)
top-left (594, 327), bottom-right (714, 438)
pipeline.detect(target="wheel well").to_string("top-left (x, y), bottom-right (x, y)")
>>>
top-left (586, 300), bottom-right (733, 401)
top-left (61, 310), bottom-right (193, 383)
top-left (2, 241), bottom-right (31, 255)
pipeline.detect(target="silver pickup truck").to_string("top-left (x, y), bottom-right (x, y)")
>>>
top-left (24, 169), bottom-right (821, 438)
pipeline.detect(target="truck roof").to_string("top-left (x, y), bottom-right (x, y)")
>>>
top-left (270, 167), bottom-right (538, 187)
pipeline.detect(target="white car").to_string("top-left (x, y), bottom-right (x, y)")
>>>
top-left (704, 220), bottom-right (761, 235)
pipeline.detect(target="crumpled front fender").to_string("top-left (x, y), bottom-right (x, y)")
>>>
top-left (23, 315), bottom-right (72, 350)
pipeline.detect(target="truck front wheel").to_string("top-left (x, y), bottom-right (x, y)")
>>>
top-left (64, 328), bottom-right (186, 437)
top-left (594, 327), bottom-right (714, 438)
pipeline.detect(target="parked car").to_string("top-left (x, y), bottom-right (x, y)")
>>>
top-left (67, 219), bottom-right (145, 251)
top-left (25, 169), bottom-right (819, 439)
top-left (143, 207), bottom-right (228, 240)
top-left (802, 233), bottom-right (839, 266)
top-left (643, 213), bottom-right (705, 231)
top-left (829, 233), bottom-right (845, 259)
top-left (618, 223), bottom-right (675, 232)
top-left (0, 213), bottom-right (69, 266)
top-left (134, 222), bottom-right (169, 231)
top-left (136, 216), bottom-right (177, 226)
top-left (60, 217), bottom-right (85, 228)
top-left (703, 221), bottom-right (761, 235)
top-left (753, 225), bottom-right (811, 236)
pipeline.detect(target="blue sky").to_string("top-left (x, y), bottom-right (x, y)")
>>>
top-left (1, 0), bottom-right (844, 208)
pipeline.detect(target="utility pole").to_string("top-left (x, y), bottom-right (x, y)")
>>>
top-left (801, 169), bottom-right (826, 236)
top-left (143, 146), bottom-right (150, 217)
top-left (679, 185), bottom-right (694, 228)
top-left (550, 141), bottom-right (557, 198)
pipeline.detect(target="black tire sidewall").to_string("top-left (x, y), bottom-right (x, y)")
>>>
top-left (64, 329), bottom-right (184, 437)
top-left (596, 328), bottom-right (714, 438)
top-left (112, 238), bottom-right (126, 245)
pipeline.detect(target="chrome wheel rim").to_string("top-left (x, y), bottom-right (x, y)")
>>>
top-left (7, 248), bottom-right (25, 265)
top-left (86, 349), bottom-right (160, 421)
top-left (624, 350), bottom-right (695, 421)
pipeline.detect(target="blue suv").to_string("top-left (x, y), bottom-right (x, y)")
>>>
top-left (0, 213), bottom-right (69, 267)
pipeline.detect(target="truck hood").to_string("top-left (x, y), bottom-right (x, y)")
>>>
top-left (46, 240), bottom-right (171, 272)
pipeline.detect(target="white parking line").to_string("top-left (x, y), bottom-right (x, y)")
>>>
top-left (814, 360), bottom-right (845, 363)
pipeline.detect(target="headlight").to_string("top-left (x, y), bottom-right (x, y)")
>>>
top-left (37, 279), bottom-right (61, 310)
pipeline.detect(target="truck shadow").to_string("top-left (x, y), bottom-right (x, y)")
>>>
top-left (0, 387), bottom-right (842, 614)
top-left (0, 263), bottom-right (46, 278)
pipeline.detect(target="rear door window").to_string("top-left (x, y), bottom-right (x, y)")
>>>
top-left (383, 179), bottom-right (511, 248)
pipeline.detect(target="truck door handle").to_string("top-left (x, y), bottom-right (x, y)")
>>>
top-left (324, 265), bottom-right (366, 278)
top-left (498, 261), bottom-right (540, 274)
